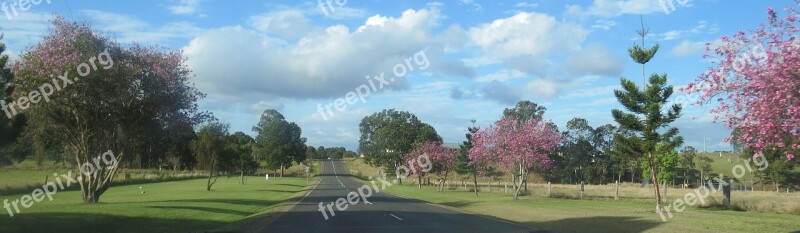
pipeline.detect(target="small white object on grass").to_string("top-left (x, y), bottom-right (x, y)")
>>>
top-left (139, 186), bottom-right (143, 190)
top-left (141, 191), bottom-right (146, 194)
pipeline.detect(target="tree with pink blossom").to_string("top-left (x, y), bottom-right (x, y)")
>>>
top-left (404, 141), bottom-right (458, 190)
top-left (12, 17), bottom-right (209, 203)
top-left (684, 2), bottom-right (800, 160)
top-left (469, 117), bottom-right (561, 200)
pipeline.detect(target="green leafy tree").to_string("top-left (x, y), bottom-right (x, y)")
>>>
top-left (359, 109), bottom-right (441, 184)
top-left (252, 109), bottom-right (307, 177)
top-left (503, 100), bottom-right (546, 122)
top-left (696, 153), bottom-right (713, 187)
top-left (229, 132), bottom-right (257, 184)
top-left (642, 144), bottom-right (679, 184)
top-left (191, 122), bottom-right (232, 191)
top-left (678, 146), bottom-right (698, 186)
top-left (612, 20), bottom-right (683, 213)
top-left (317, 146), bottom-right (327, 159)
top-left (747, 147), bottom-right (797, 192)
top-left (306, 146), bottom-right (317, 160)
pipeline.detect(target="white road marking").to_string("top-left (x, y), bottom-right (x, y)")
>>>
top-left (331, 160), bottom-right (346, 188)
top-left (389, 214), bottom-right (404, 221)
top-left (294, 161), bottom-right (323, 205)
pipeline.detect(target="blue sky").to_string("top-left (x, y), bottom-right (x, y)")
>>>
top-left (1, 0), bottom-right (787, 151)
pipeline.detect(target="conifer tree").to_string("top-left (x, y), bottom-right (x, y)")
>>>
top-left (612, 18), bottom-right (683, 213)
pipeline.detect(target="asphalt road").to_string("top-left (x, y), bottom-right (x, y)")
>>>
top-left (262, 159), bottom-right (540, 233)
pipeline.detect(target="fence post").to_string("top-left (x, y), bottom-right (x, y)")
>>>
top-left (723, 179), bottom-right (732, 208)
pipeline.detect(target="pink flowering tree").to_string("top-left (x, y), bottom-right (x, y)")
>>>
top-left (13, 18), bottom-right (208, 203)
top-left (469, 118), bottom-right (562, 200)
top-left (404, 141), bottom-right (458, 191)
top-left (684, 3), bottom-right (800, 160)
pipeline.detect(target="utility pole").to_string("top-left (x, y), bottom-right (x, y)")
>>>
top-left (703, 134), bottom-right (707, 154)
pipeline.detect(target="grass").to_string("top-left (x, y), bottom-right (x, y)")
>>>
top-left (344, 158), bottom-right (800, 233)
top-left (0, 174), bottom-right (316, 233)
top-left (380, 184), bottom-right (800, 233)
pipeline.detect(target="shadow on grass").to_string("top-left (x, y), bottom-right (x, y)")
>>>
top-left (173, 198), bottom-right (285, 207)
top-left (148, 205), bottom-right (252, 216)
top-left (110, 198), bottom-right (286, 207)
top-left (272, 183), bottom-right (305, 187)
top-left (256, 189), bottom-right (300, 193)
top-left (0, 212), bottom-right (226, 233)
top-left (440, 201), bottom-right (477, 208)
top-left (523, 216), bottom-right (662, 233)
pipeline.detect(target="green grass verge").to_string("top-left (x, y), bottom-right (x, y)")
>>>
top-left (0, 175), bottom-right (314, 233)
top-left (343, 158), bottom-right (798, 233)
top-left (371, 181), bottom-right (799, 233)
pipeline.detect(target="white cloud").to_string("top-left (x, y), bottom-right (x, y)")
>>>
top-left (564, 43), bottom-right (624, 77)
top-left (481, 80), bottom-right (522, 104)
top-left (659, 20), bottom-right (719, 41)
top-left (458, 0), bottom-right (483, 12)
top-left (250, 10), bottom-right (316, 40)
top-left (0, 12), bottom-right (53, 60)
top-left (184, 6), bottom-right (464, 103)
top-left (591, 19), bottom-right (617, 30)
top-left (568, 0), bottom-right (681, 18)
top-left (527, 79), bottom-right (560, 98)
top-left (560, 85), bottom-right (619, 99)
top-left (169, 0), bottom-right (204, 15)
top-left (476, 69), bottom-right (526, 82)
top-left (514, 2), bottom-right (539, 8)
top-left (81, 10), bottom-right (203, 45)
top-left (468, 12), bottom-right (587, 73)
top-left (671, 40), bottom-right (706, 57)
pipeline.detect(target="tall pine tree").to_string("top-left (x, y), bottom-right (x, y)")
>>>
top-left (0, 34), bottom-right (26, 166)
top-left (455, 119), bottom-right (480, 197)
top-left (612, 18), bottom-right (683, 213)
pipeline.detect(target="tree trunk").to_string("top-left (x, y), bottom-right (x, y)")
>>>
top-left (523, 166), bottom-right (529, 194)
top-left (280, 165), bottom-right (284, 177)
top-left (513, 172), bottom-right (525, 200)
top-left (240, 171), bottom-right (244, 185)
top-left (439, 171), bottom-right (449, 191)
top-left (511, 173), bottom-right (517, 190)
top-left (648, 153), bottom-right (663, 213)
top-left (418, 174), bottom-right (423, 189)
top-left (700, 169), bottom-right (704, 187)
top-left (206, 164), bottom-right (216, 191)
top-left (472, 172), bottom-right (479, 197)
